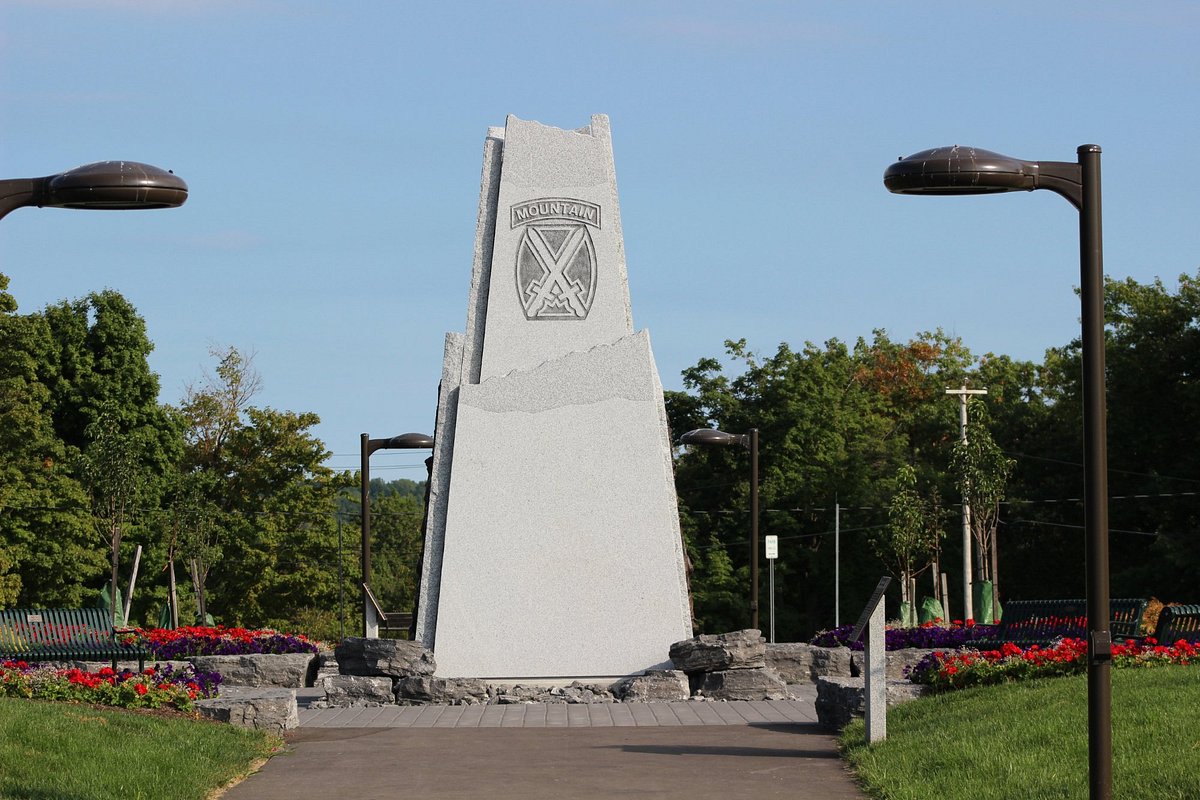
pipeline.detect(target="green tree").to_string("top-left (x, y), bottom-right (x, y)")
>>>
top-left (175, 347), bottom-right (351, 627)
top-left (875, 464), bottom-right (943, 626)
top-left (949, 402), bottom-right (1015, 617)
top-left (0, 274), bottom-right (101, 607)
top-left (81, 413), bottom-right (143, 624)
top-left (668, 330), bottom-right (974, 638)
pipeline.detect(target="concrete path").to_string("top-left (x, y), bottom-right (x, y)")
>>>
top-left (222, 685), bottom-right (868, 799)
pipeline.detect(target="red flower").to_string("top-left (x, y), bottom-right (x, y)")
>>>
top-left (135, 684), bottom-right (148, 695)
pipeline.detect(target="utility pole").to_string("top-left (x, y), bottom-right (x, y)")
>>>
top-left (946, 386), bottom-right (987, 622)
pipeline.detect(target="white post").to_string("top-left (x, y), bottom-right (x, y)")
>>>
top-left (122, 545), bottom-right (142, 627)
top-left (765, 535), bottom-right (778, 644)
top-left (834, 501), bottom-right (841, 628)
top-left (945, 386), bottom-right (987, 622)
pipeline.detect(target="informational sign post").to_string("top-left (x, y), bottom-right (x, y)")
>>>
top-left (852, 577), bottom-right (892, 744)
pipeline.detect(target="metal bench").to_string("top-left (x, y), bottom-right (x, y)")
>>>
top-left (976, 598), bottom-right (1147, 648)
top-left (362, 582), bottom-right (414, 638)
top-left (1150, 604), bottom-right (1200, 644)
top-left (0, 607), bottom-right (148, 671)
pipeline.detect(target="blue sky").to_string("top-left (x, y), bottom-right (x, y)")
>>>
top-left (2, 1), bottom-right (1198, 478)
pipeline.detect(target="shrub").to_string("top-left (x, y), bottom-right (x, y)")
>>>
top-left (810, 620), bottom-right (999, 651)
top-left (125, 625), bottom-right (320, 660)
top-left (908, 637), bottom-right (1198, 692)
top-left (0, 660), bottom-right (221, 711)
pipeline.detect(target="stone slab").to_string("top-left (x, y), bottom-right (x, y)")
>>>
top-left (188, 653), bottom-right (317, 688)
top-left (196, 686), bottom-right (299, 733)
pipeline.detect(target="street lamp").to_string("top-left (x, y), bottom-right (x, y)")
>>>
top-left (678, 427), bottom-right (760, 630)
top-left (885, 144), bottom-right (1111, 799)
top-left (1, 160), bottom-right (187, 624)
top-left (360, 432), bottom-right (434, 637)
top-left (0, 161), bottom-right (188, 221)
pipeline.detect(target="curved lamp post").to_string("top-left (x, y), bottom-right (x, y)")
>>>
top-left (885, 144), bottom-right (1111, 799)
top-left (2, 160), bottom-right (186, 624)
top-left (0, 161), bottom-right (188, 221)
top-left (678, 427), bottom-right (760, 630)
top-left (361, 432), bottom-right (434, 637)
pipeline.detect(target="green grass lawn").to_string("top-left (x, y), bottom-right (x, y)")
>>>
top-left (0, 698), bottom-right (280, 800)
top-left (840, 665), bottom-right (1200, 799)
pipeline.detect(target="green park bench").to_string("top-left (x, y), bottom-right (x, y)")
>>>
top-left (977, 598), bottom-right (1147, 648)
top-left (1149, 604), bottom-right (1200, 644)
top-left (0, 607), bottom-right (148, 671)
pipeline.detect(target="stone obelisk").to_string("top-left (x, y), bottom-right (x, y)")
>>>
top-left (416, 115), bottom-right (692, 679)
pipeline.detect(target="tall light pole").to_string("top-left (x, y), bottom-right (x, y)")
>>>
top-left (885, 144), bottom-right (1111, 799)
top-left (946, 385), bottom-right (987, 622)
top-left (1, 161), bottom-right (187, 221)
top-left (361, 432), bottom-right (434, 637)
top-left (679, 427), bottom-right (760, 630)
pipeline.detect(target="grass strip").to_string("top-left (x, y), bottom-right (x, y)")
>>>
top-left (840, 664), bottom-right (1200, 799)
top-left (0, 698), bottom-right (280, 800)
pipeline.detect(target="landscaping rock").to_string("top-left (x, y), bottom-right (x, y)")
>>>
top-left (815, 676), bottom-right (863, 730)
top-left (335, 637), bottom-right (436, 678)
top-left (395, 675), bottom-right (489, 705)
top-left (315, 650), bottom-right (339, 681)
top-left (195, 687), bottom-right (298, 733)
top-left (766, 643), bottom-right (852, 683)
top-left (188, 653), bottom-right (318, 688)
top-left (320, 674), bottom-right (396, 706)
top-left (613, 670), bottom-right (691, 702)
top-left (850, 648), bottom-right (938, 681)
top-left (669, 629), bottom-right (766, 673)
top-left (699, 666), bottom-right (788, 701)
top-left (550, 682), bottom-right (617, 704)
top-left (814, 676), bottom-right (929, 731)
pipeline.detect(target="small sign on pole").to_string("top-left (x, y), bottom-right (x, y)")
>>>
top-left (764, 535), bottom-right (778, 559)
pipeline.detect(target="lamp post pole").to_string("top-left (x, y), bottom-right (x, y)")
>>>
top-left (885, 144), bottom-right (1111, 799)
top-left (361, 432), bottom-right (434, 637)
top-left (679, 427), bottom-right (760, 630)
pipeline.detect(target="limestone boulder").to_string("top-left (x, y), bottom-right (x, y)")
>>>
top-left (335, 637), bottom-right (436, 678)
top-left (815, 676), bottom-right (930, 731)
top-left (850, 648), bottom-right (939, 681)
top-left (195, 687), bottom-right (298, 732)
top-left (321, 674), bottom-right (396, 706)
top-left (395, 675), bottom-right (489, 705)
top-left (766, 643), bottom-right (852, 683)
top-left (188, 653), bottom-right (317, 688)
top-left (669, 629), bottom-right (766, 673)
top-left (699, 666), bottom-right (788, 701)
top-left (613, 670), bottom-right (691, 702)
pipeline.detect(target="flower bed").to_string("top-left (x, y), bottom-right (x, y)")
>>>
top-left (810, 619), bottom-right (999, 651)
top-left (908, 637), bottom-right (1198, 692)
top-left (0, 660), bottom-right (221, 712)
top-left (124, 626), bottom-right (320, 660)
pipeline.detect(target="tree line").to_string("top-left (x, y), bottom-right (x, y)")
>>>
top-left (4, 269), bottom-right (1199, 642)
top-left (668, 272), bottom-right (1200, 638)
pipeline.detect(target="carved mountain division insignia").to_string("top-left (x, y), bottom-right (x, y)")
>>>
top-left (511, 198), bottom-right (601, 321)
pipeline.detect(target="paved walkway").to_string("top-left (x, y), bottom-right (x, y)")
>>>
top-left (222, 685), bottom-right (868, 799)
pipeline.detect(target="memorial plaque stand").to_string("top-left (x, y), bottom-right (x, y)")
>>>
top-left (851, 577), bottom-right (892, 744)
